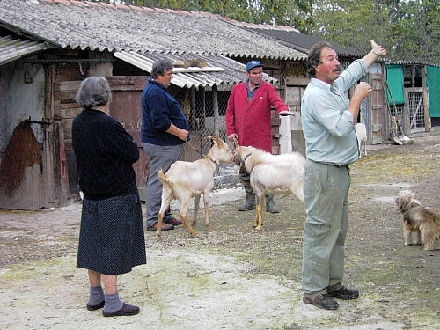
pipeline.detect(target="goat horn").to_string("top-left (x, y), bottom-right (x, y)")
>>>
top-left (214, 136), bottom-right (223, 146)
top-left (203, 135), bottom-right (222, 146)
top-left (233, 138), bottom-right (239, 149)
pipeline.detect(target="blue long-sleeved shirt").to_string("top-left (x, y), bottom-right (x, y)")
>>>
top-left (301, 60), bottom-right (369, 166)
top-left (140, 79), bottom-right (189, 146)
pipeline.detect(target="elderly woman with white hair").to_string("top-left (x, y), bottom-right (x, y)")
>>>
top-left (72, 77), bottom-right (146, 317)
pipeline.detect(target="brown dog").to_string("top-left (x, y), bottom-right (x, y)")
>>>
top-left (395, 190), bottom-right (440, 251)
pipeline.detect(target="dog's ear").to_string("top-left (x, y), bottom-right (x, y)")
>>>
top-left (396, 192), bottom-right (419, 213)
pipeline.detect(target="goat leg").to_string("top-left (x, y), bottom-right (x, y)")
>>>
top-left (156, 212), bottom-right (165, 241)
top-left (192, 194), bottom-right (201, 226)
top-left (252, 211), bottom-right (259, 228)
top-left (157, 192), bottom-right (173, 241)
top-left (295, 185), bottom-right (305, 204)
top-left (179, 201), bottom-right (196, 237)
top-left (180, 214), bottom-right (196, 237)
top-left (254, 194), bottom-right (265, 231)
top-left (203, 193), bottom-right (210, 230)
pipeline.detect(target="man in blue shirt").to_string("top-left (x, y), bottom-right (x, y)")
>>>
top-left (141, 60), bottom-right (189, 232)
top-left (301, 40), bottom-right (386, 310)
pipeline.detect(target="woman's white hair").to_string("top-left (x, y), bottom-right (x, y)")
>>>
top-left (75, 77), bottom-right (112, 108)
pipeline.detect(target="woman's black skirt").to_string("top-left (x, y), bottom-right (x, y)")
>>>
top-left (77, 193), bottom-right (146, 275)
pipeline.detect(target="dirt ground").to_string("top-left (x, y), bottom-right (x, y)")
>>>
top-left (0, 129), bottom-right (439, 330)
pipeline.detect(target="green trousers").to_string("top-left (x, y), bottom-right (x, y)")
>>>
top-left (302, 159), bottom-right (350, 297)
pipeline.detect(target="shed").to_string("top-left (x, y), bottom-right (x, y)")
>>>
top-left (384, 62), bottom-right (440, 139)
top-left (0, 0), bottom-right (307, 210)
top-left (0, 0), bottom-right (385, 210)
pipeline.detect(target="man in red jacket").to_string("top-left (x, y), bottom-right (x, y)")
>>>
top-left (225, 61), bottom-right (291, 213)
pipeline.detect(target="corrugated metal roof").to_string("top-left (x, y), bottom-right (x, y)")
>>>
top-left (0, 35), bottom-right (49, 65)
top-left (0, 36), bottom-right (277, 88)
top-left (0, 0), bottom-right (306, 61)
top-left (247, 28), bottom-right (364, 57)
top-left (114, 51), bottom-right (277, 87)
top-left (222, 19), bottom-right (363, 57)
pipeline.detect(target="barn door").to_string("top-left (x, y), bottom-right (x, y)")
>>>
top-left (107, 76), bottom-right (149, 200)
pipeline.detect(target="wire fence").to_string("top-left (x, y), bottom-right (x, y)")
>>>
top-left (170, 85), bottom-right (240, 190)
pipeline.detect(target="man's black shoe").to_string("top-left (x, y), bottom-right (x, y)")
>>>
top-left (303, 294), bottom-right (339, 310)
top-left (164, 217), bottom-right (182, 226)
top-left (326, 286), bottom-right (359, 300)
top-left (146, 223), bottom-right (174, 231)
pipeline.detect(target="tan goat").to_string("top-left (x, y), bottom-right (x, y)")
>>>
top-left (235, 145), bottom-right (305, 231)
top-left (156, 136), bottom-right (234, 239)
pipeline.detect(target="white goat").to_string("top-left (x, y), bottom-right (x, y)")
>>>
top-left (235, 145), bottom-right (305, 231)
top-left (156, 136), bottom-right (234, 239)
top-left (355, 123), bottom-right (367, 158)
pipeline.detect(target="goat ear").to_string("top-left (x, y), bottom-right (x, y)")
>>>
top-left (203, 135), bottom-right (214, 145)
top-left (214, 136), bottom-right (223, 146)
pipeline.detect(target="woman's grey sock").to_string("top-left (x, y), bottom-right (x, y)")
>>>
top-left (88, 285), bottom-right (104, 305)
top-left (103, 292), bottom-right (123, 313)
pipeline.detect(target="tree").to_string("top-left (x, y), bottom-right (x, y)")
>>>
top-left (309, 0), bottom-right (439, 64)
top-left (386, 0), bottom-right (439, 64)
top-left (310, 1), bottom-right (391, 52)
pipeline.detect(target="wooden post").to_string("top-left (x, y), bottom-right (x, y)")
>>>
top-left (422, 65), bottom-right (430, 132)
top-left (212, 85), bottom-right (219, 137)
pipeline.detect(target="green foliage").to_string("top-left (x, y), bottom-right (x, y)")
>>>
top-left (308, 0), bottom-right (439, 64)
top-left (310, 0), bottom-right (390, 53)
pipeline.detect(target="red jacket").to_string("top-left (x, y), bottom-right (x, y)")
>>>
top-left (225, 81), bottom-right (289, 152)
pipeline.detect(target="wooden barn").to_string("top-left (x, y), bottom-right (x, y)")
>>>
top-left (0, 0), bottom-right (302, 209)
top-left (0, 0), bottom-right (399, 210)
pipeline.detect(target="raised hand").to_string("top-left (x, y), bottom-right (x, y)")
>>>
top-left (370, 40), bottom-right (387, 56)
